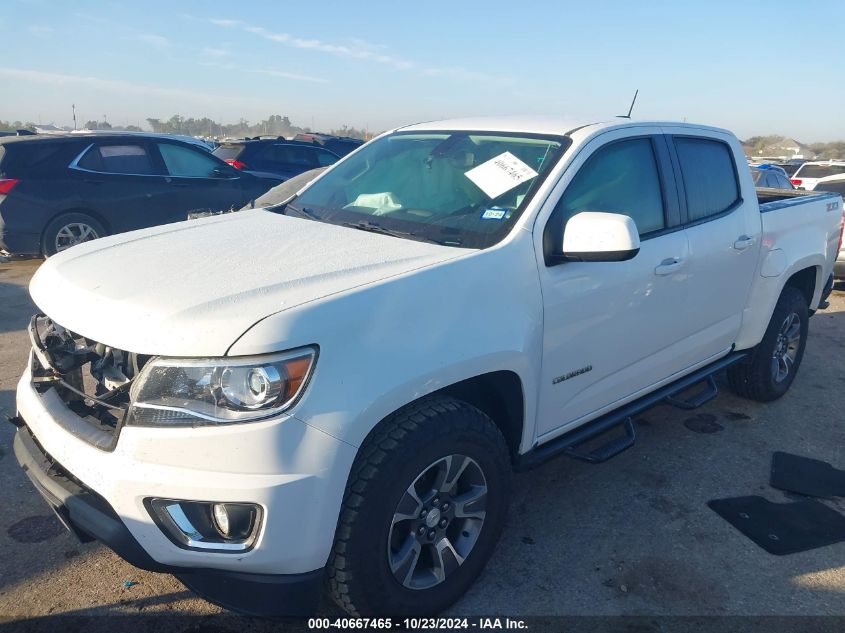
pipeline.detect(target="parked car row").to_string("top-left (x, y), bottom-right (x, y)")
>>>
top-left (746, 159), bottom-right (845, 194)
top-left (0, 133), bottom-right (273, 256)
top-left (3, 126), bottom-right (842, 262)
top-left (0, 128), bottom-right (367, 257)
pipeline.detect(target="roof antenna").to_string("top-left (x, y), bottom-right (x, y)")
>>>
top-left (617, 89), bottom-right (639, 119)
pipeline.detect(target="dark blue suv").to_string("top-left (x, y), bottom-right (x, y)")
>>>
top-left (0, 134), bottom-right (272, 256)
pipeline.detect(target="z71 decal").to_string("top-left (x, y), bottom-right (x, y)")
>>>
top-left (826, 201), bottom-right (840, 212)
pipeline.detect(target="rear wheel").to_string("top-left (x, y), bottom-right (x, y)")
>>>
top-left (328, 396), bottom-right (511, 616)
top-left (42, 213), bottom-right (106, 256)
top-left (727, 286), bottom-right (809, 401)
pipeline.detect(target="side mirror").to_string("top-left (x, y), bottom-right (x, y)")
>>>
top-left (561, 211), bottom-right (640, 262)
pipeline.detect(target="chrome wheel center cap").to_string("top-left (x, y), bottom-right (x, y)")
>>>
top-left (426, 508), bottom-right (441, 528)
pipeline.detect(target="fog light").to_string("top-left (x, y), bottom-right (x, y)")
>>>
top-left (212, 503), bottom-right (230, 537)
top-left (146, 498), bottom-right (261, 552)
top-left (210, 502), bottom-right (258, 541)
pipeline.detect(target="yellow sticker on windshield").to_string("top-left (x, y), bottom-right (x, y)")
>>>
top-left (464, 151), bottom-right (538, 199)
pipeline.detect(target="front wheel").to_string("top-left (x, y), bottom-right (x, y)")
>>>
top-left (328, 396), bottom-right (511, 616)
top-left (727, 286), bottom-right (809, 401)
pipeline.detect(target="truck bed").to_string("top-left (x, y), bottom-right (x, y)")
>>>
top-left (735, 185), bottom-right (843, 350)
top-left (756, 187), bottom-right (839, 212)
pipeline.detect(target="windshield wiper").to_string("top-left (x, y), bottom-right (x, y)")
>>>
top-left (282, 203), bottom-right (321, 221)
top-left (341, 221), bottom-right (460, 246)
top-left (341, 220), bottom-right (411, 238)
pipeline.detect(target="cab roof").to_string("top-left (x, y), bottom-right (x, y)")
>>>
top-left (398, 115), bottom-right (732, 138)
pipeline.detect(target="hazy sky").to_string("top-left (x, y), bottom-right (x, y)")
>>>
top-left (4, 0), bottom-right (843, 141)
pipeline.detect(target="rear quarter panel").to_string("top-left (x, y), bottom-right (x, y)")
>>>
top-left (735, 192), bottom-right (843, 350)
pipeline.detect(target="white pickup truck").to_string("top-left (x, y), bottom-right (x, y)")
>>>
top-left (11, 117), bottom-right (844, 617)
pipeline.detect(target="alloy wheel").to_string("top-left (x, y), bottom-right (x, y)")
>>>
top-left (387, 454), bottom-right (487, 590)
top-left (55, 222), bottom-right (99, 252)
top-left (771, 312), bottom-right (801, 383)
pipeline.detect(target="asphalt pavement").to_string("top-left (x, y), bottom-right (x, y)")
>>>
top-left (1, 258), bottom-right (844, 625)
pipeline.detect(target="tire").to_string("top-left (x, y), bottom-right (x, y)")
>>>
top-left (328, 396), bottom-right (511, 616)
top-left (42, 213), bottom-right (106, 256)
top-left (727, 286), bottom-right (809, 402)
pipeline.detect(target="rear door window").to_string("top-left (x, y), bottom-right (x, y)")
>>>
top-left (159, 143), bottom-right (222, 178)
top-left (673, 137), bottom-right (740, 222)
top-left (77, 143), bottom-right (156, 175)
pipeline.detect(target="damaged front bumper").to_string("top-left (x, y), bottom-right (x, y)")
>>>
top-left (13, 316), bottom-right (358, 616)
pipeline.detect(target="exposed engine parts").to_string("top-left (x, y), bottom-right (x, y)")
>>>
top-left (28, 315), bottom-right (147, 421)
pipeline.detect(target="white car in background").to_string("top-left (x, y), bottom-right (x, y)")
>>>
top-left (790, 160), bottom-right (845, 190)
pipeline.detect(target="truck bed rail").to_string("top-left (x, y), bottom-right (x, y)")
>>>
top-left (756, 187), bottom-right (839, 213)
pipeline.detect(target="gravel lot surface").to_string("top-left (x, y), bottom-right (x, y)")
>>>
top-left (1, 258), bottom-right (843, 627)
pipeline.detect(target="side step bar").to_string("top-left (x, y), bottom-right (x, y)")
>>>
top-left (562, 417), bottom-right (636, 464)
top-left (663, 375), bottom-right (718, 410)
top-left (514, 351), bottom-right (747, 471)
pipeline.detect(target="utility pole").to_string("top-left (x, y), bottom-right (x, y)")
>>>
top-left (72, 104), bottom-right (77, 130)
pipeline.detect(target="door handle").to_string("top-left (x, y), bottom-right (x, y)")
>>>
top-left (733, 235), bottom-right (755, 250)
top-left (655, 257), bottom-right (684, 276)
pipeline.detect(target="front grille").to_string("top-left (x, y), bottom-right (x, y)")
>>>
top-left (29, 314), bottom-right (148, 450)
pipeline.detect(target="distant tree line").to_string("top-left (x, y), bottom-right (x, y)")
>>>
top-left (806, 141), bottom-right (845, 160)
top-left (145, 114), bottom-right (370, 139)
top-left (2, 114), bottom-right (372, 139)
top-left (328, 124), bottom-right (369, 140)
top-left (743, 134), bottom-right (845, 160)
top-left (83, 120), bottom-right (143, 132)
top-left (0, 120), bottom-right (36, 132)
top-left (146, 114), bottom-right (301, 138)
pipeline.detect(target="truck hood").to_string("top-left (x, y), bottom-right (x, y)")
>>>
top-left (30, 210), bottom-right (463, 356)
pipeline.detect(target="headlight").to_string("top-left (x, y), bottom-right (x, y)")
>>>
top-left (126, 347), bottom-right (316, 426)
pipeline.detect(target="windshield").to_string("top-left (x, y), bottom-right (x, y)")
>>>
top-left (286, 130), bottom-right (569, 248)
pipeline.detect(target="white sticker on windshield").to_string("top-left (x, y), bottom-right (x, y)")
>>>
top-left (464, 151), bottom-right (538, 199)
